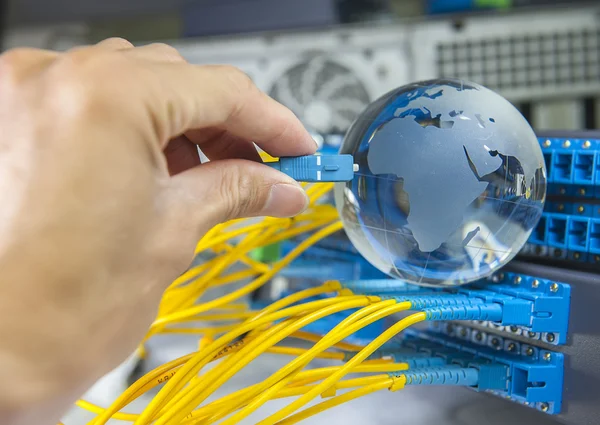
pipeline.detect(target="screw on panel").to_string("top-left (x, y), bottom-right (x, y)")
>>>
top-left (532, 279), bottom-right (540, 288)
top-left (491, 338), bottom-right (501, 349)
top-left (543, 140), bottom-right (551, 147)
top-left (562, 140), bottom-right (571, 148)
top-left (583, 140), bottom-right (591, 148)
top-left (513, 276), bottom-right (522, 285)
top-left (557, 203), bottom-right (565, 211)
top-left (559, 187), bottom-right (566, 195)
top-left (543, 353), bottom-right (552, 362)
top-left (528, 331), bottom-right (537, 338)
top-left (460, 328), bottom-right (468, 337)
top-left (550, 283), bottom-right (559, 292)
top-left (546, 333), bottom-right (556, 343)
top-left (578, 187), bottom-right (586, 196)
top-left (509, 326), bottom-right (519, 333)
top-left (574, 252), bottom-right (581, 260)
top-left (540, 403), bottom-right (549, 412)
top-left (475, 332), bottom-right (484, 342)
top-left (578, 205), bottom-right (585, 214)
top-left (507, 343), bottom-right (517, 352)
top-left (526, 347), bottom-right (534, 356)
top-left (595, 255), bottom-right (600, 263)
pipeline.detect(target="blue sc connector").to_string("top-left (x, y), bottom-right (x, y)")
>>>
top-left (388, 365), bottom-right (508, 391)
top-left (423, 304), bottom-right (504, 322)
top-left (264, 154), bottom-right (357, 182)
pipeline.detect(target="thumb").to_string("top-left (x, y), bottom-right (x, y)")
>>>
top-left (168, 159), bottom-right (309, 226)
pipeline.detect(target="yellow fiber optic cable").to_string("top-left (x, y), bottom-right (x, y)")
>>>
top-left (289, 330), bottom-right (364, 352)
top-left (259, 312), bottom-right (426, 424)
top-left (265, 346), bottom-right (345, 361)
top-left (196, 365), bottom-right (407, 425)
top-left (150, 298), bottom-right (373, 425)
top-left (203, 300), bottom-right (401, 425)
top-left (150, 221), bottom-right (344, 328)
top-left (144, 297), bottom-right (365, 421)
top-left (131, 296), bottom-right (355, 424)
top-left (221, 300), bottom-right (410, 423)
top-left (276, 379), bottom-right (400, 425)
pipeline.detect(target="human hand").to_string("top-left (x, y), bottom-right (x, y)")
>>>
top-left (0, 38), bottom-right (315, 424)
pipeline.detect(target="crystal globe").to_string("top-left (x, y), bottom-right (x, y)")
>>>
top-left (334, 79), bottom-right (547, 287)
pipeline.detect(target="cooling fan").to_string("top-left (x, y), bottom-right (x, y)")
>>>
top-left (269, 55), bottom-right (371, 134)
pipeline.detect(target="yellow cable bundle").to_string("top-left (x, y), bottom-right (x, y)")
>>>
top-left (78, 183), bottom-right (424, 425)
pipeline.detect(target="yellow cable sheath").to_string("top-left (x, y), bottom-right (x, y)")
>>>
top-left (157, 325), bottom-right (239, 335)
top-left (226, 301), bottom-right (410, 423)
top-left (173, 311), bottom-right (256, 322)
top-left (197, 368), bottom-right (399, 425)
top-left (265, 347), bottom-right (344, 361)
top-left (149, 296), bottom-right (367, 423)
top-left (195, 219), bottom-right (278, 253)
top-left (252, 218), bottom-right (338, 249)
top-left (132, 296), bottom-right (353, 424)
top-left (154, 226), bottom-right (276, 326)
top-left (150, 221), bottom-right (344, 328)
top-left (246, 283), bottom-right (341, 339)
top-left (210, 300), bottom-right (400, 424)
top-left (152, 298), bottom-right (372, 425)
top-left (87, 352), bottom-right (195, 425)
top-left (259, 312), bottom-right (427, 425)
top-left (289, 330), bottom-right (364, 352)
top-left (275, 380), bottom-right (394, 425)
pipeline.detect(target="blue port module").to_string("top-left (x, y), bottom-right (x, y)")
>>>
top-left (384, 328), bottom-right (565, 415)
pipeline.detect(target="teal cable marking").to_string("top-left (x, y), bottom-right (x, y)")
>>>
top-left (392, 367), bottom-right (479, 387)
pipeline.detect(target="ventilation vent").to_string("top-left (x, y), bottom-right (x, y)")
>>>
top-left (436, 28), bottom-right (600, 90)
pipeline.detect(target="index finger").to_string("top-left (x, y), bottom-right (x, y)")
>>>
top-left (140, 63), bottom-right (317, 157)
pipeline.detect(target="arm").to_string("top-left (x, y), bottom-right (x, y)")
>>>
top-left (0, 38), bottom-right (316, 424)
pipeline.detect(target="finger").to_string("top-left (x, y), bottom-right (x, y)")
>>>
top-left (127, 43), bottom-right (186, 63)
top-left (164, 135), bottom-right (201, 176)
top-left (0, 48), bottom-right (59, 83)
top-left (94, 37), bottom-right (134, 50)
top-left (139, 63), bottom-right (317, 157)
top-left (187, 128), bottom-right (262, 162)
top-left (167, 159), bottom-right (309, 227)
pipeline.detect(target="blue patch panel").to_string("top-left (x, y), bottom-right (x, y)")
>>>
top-left (380, 328), bottom-right (564, 415)
top-left (539, 136), bottom-right (600, 186)
top-left (340, 271), bottom-right (571, 344)
top-left (527, 211), bottom-right (600, 263)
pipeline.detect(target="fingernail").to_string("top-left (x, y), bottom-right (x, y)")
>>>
top-left (262, 183), bottom-right (309, 218)
top-left (311, 133), bottom-right (323, 150)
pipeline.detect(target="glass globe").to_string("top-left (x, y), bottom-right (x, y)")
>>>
top-left (334, 79), bottom-right (547, 287)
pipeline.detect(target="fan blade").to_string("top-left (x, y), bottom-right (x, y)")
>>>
top-left (300, 56), bottom-right (327, 105)
top-left (316, 73), bottom-right (363, 101)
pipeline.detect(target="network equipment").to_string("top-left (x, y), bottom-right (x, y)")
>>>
top-left (61, 6), bottom-right (599, 425)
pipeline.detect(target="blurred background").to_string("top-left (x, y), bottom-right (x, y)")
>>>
top-left (2, 0), bottom-right (600, 140)
top-left (2, 1), bottom-right (599, 424)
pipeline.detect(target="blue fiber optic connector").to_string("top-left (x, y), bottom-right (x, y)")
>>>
top-left (397, 329), bottom-right (565, 414)
top-left (264, 155), bottom-right (357, 182)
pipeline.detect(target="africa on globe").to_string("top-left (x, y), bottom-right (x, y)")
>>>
top-left (334, 79), bottom-right (547, 287)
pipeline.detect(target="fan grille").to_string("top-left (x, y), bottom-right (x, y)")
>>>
top-left (269, 56), bottom-right (370, 134)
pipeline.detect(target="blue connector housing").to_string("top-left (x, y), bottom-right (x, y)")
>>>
top-left (423, 304), bottom-right (504, 322)
top-left (398, 367), bottom-right (480, 387)
top-left (397, 329), bottom-right (564, 414)
top-left (539, 136), bottom-right (600, 185)
top-left (265, 154), bottom-right (356, 182)
top-left (343, 272), bottom-right (571, 345)
top-left (472, 272), bottom-right (571, 344)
